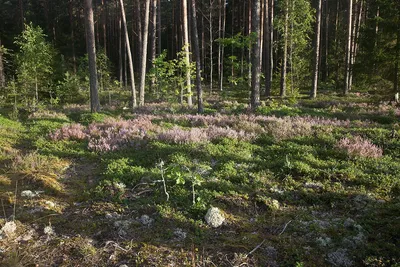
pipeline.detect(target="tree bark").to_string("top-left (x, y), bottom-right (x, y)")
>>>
top-left (118, 0), bottom-right (123, 87)
top-left (280, 0), bottom-right (289, 98)
top-left (150, 0), bottom-right (157, 92)
top-left (182, 0), bottom-right (193, 106)
top-left (250, 0), bottom-right (261, 109)
top-left (69, 0), bottom-right (77, 73)
top-left (119, 0), bottom-right (137, 108)
top-left (0, 38), bottom-right (5, 88)
top-left (190, 0), bottom-right (203, 113)
top-left (157, 0), bottom-right (162, 55)
top-left (209, 0), bottom-right (214, 92)
top-left (311, 0), bottom-right (322, 98)
top-left (219, 0), bottom-right (226, 91)
top-left (139, 0), bottom-right (150, 106)
top-left (84, 0), bottom-right (100, 113)
top-left (265, 0), bottom-right (273, 97)
top-left (344, 0), bottom-right (353, 95)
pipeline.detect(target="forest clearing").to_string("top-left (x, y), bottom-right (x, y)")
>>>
top-left (0, 0), bottom-right (400, 266)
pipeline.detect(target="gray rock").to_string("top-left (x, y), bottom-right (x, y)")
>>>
top-left (139, 215), bottom-right (154, 226)
top-left (316, 236), bottom-right (332, 247)
top-left (44, 225), bottom-right (55, 236)
top-left (173, 228), bottom-right (187, 240)
top-left (119, 265), bottom-right (129, 267)
top-left (205, 207), bottom-right (225, 228)
top-left (327, 249), bottom-right (353, 266)
top-left (114, 220), bottom-right (132, 229)
top-left (344, 218), bottom-right (355, 228)
top-left (21, 190), bottom-right (39, 198)
top-left (1, 221), bottom-right (17, 237)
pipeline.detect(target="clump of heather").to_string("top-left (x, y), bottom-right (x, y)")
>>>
top-left (158, 127), bottom-right (208, 144)
top-left (49, 123), bottom-right (87, 141)
top-left (29, 110), bottom-right (69, 120)
top-left (50, 117), bottom-right (154, 152)
top-left (157, 125), bottom-right (255, 144)
top-left (86, 118), bottom-right (153, 152)
top-left (335, 136), bottom-right (383, 158)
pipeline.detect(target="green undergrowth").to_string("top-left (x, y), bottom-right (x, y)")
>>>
top-left (1, 96), bottom-right (400, 266)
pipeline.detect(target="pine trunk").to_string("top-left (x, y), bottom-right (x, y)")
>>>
top-left (0, 38), bottom-right (5, 88)
top-left (190, 0), bottom-right (203, 113)
top-left (344, 0), bottom-right (353, 95)
top-left (311, 0), bottom-right (322, 98)
top-left (250, 0), bottom-right (261, 109)
top-left (280, 0), bottom-right (289, 98)
top-left (119, 0), bottom-right (137, 108)
top-left (84, 0), bottom-right (100, 113)
top-left (182, 0), bottom-right (193, 105)
top-left (139, 0), bottom-right (151, 106)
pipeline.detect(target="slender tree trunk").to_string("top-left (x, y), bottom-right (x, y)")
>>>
top-left (250, 0), bottom-right (261, 109)
top-left (19, 0), bottom-right (24, 30)
top-left (69, 0), bottom-right (77, 73)
top-left (248, 0), bottom-right (252, 87)
top-left (280, 0), bottom-right (289, 98)
top-left (182, 0), bottom-right (193, 105)
top-left (260, 0), bottom-right (264, 71)
top-left (219, 0), bottom-right (226, 91)
top-left (218, 0), bottom-right (222, 89)
top-left (119, 0), bottom-right (137, 108)
top-left (139, 0), bottom-right (151, 106)
top-left (102, 0), bottom-right (107, 55)
top-left (157, 0), bottom-right (162, 55)
top-left (210, 0), bottom-right (214, 92)
top-left (118, 1), bottom-right (123, 87)
top-left (311, 0), bottom-right (322, 98)
top-left (344, 0), bottom-right (353, 95)
top-left (150, 0), bottom-right (157, 92)
top-left (265, 0), bottom-right (273, 97)
top-left (0, 38), bottom-right (5, 88)
top-left (349, 0), bottom-right (363, 92)
top-left (136, 0), bottom-right (143, 71)
top-left (190, 0), bottom-right (203, 113)
top-left (395, 2), bottom-right (400, 93)
top-left (322, 0), bottom-right (329, 82)
top-left (84, 0), bottom-right (100, 113)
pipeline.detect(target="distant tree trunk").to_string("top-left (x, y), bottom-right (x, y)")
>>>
top-left (349, 0), bottom-right (363, 93)
top-left (150, 0), bottom-right (157, 91)
top-left (157, 0), bottom-right (162, 55)
top-left (219, 0), bottom-right (226, 91)
top-left (69, 0), bottom-right (77, 73)
top-left (190, 0), bottom-right (203, 113)
top-left (280, 0), bottom-right (289, 98)
top-left (84, 0), bottom-right (100, 113)
top-left (0, 38), bottom-right (5, 88)
top-left (139, 0), bottom-right (150, 106)
top-left (182, 0), bottom-right (193, 106)
top-left (265, 0), bottom-right (273, 97)
top-left (395, 2), bottom-right (400, 93)
top-left (118, 0), bottom-right (123, 87)
top-left (209, 0), bottom-right (214, 92)
top-left (119, 0), bottom-right (137, 108)
top-left (102, 0), bottom-right (107, 55)
top-left (344, 0), bottom-right (353, 95)
top-left (311, 0), bottom-right (322, 98)
top-left (250, 0), bottom-right (261, 110)
top-left (322, 0), bottom-right (329, 82)
top-left (135, 0), bottom-right (143, 71)
top-left (218, 0), bottom-right (222, 87)
top-left (19, 0), bottom-right (24, 30)
top-left (248, 0), bottom-right (252, 87)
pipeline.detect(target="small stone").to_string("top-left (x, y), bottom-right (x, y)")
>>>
top-left (139, 215), bottom-right (154, 226)
top-left (304, 182), bottom-right (323, 190)
top-left (316, 236), bottom-right (332, 247)
top-left (119, 265), bottom-right (129, 267)
top-left (113, 220), bottom-right (132, 229)
top-left (205, 207), bottom-right (225, 228)
top-left (21, 190), bottom-right (37, 198)
top-left (344, 218), bottom-right (355, 228)
top-left (44, 225), bottom-right (55, 236)
top-left (326, 249), bottom-right (353, 267)
top-left (105, 212), bottom-right (121, 220)
top-left (1, 221), bottom-right (17, 237)
top-left (45, 201), bottom-right (56, 208)
top-left (173, 228), bottom-right (187, 240)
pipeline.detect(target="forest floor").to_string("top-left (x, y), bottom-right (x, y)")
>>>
top-left (0, 91), bottom-right (399, 266)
